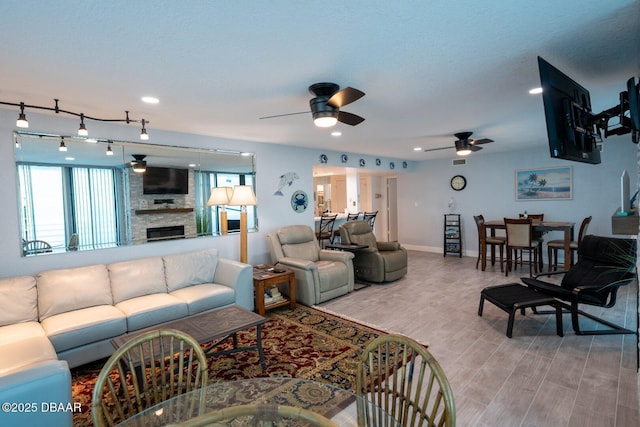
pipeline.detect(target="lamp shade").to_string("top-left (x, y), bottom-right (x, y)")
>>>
top-left (207, 187), bottom-right (233, 206)
top-left (228, 185), bottom-right (257, 206)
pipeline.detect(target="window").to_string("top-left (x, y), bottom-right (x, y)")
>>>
top-left (18, 164), bottom-right (120, 252)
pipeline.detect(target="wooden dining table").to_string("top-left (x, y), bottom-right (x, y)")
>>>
top-left (481, 219), bottom-right (575, 272)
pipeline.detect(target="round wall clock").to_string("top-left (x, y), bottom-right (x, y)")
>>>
top-left (291, 190), bottom-right (308, 213)
top-left (450, 175), bottom-right (467, 191)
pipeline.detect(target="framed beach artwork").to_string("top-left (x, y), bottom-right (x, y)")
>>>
top-left (515, 166), bottom-right (572, 201)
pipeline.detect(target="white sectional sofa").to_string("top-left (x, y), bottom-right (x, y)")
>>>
top-left (0, 248), bottom-right (252, 427)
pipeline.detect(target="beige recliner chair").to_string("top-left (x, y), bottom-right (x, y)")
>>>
top-left (340, 220), bottom-right (408, 283)
top-left (266, 225), bottom-right (354, 306)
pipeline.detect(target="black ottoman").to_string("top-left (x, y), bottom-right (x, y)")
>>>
top-left (478, 283), bottom-right (563, 338)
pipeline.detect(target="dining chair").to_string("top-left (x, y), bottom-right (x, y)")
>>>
top-left (315, 213), bottom-right (338, 248)
top-left (356, 333), bottom-right (456, 427)
top-left (23, 239), bottom-right (52, 255)
top-left (473, 215), bottom-right (505, 272)
top-left (362, 211), bottom-right (378, 229)
top-left (547, 216), bottom-right (592, 271)
top-left (91, 329), bottom-right (208, 427)
top-left (518, 213), bottom-right (545, 270)
top-left (504, 217), bottom-right (541, 277)
top-left (179, 404), bottom-right (338, 426)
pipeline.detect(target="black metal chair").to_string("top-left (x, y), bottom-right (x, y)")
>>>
top-left (362, 211), bottom-right (378, 229)
top-left (315, 213), bottom-right (338, 248)
top-left (521, 235), bottom-right (637, 335)
top-left (332, 212), bottom-right (360, 243)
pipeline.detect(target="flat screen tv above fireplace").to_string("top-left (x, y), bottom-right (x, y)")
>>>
top-left (143, 167), bottom-right (189, 195)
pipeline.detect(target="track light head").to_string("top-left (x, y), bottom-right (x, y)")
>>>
top-left (78, 114), bottom-right (88, 136)
top-left (140, 119), bottom-right (149, 140)
top-left (59, 137), bottom-right (68, 152)
top-left (16, 102), bottom-right (28, 128)
top-left (106, 143), bottom-right (113, 156)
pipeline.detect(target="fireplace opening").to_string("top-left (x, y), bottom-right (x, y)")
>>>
top-left (147, 225), bottom-right (185, 242)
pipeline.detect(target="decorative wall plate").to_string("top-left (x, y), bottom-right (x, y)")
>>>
top-left (402, 161), bottom-right (408, 168)
top-left (375, 158), bottom-right (381, 166)
top-left (291, 190), bottom-right (308, 213)
top-left (389, 162), bottom-right (395, 170)
top-left (341, 154), bottom-right (348, 163)
top-left (319, 154), bottom-right (328, 163)
top-left (359, 158), bottom-right (365, 167)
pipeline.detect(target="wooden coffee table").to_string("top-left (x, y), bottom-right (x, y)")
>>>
top-left (111, 305), bottom-right (267, 369)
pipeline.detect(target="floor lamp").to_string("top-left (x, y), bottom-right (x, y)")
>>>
top-left (228, 185), bottom-right (257, 264)
top-left (207, 187), bottom-right (232, 235)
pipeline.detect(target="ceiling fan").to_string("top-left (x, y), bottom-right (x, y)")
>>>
top-left (424, 131), bottom-right (494, 156)
top-left (130, 154), bottom-right (147, 173)
top-left (260, 82), bottom-right (365, 127)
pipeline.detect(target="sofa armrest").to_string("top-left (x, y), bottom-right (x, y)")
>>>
top-left (276, 257), bottom-right (317, 271)
top-left (0, 360), bottom-right (73, 427)
top-left (213, 259), bottom-right (254, 311)
top-left (376, 241), bottom-right (401, 251)
top-left (319, 249), bottom-right (354, 265)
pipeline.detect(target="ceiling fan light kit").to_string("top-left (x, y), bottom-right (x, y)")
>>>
top-left (261, 82), bottom-right (365, 128)
top-left (424, 131), bottom-right (494, 156)
top-left (130, 154), bottom-right (147, 173)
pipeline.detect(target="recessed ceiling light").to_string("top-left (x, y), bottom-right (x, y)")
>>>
top-left (331, 131), bottom-right (342, 137)
top-left (529, 87), bottom-right (543, 94)
top-left (413, 147), bottom-right (422, 151)
top-left (65, 157), bottom-right (75, 161)
top-left (141, 96), bottom-right (159, 104)
top-left (188, 163), bottom-right (197, 168)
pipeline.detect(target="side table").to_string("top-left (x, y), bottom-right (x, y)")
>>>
top-left (252, 265), bottom-right (296, 315)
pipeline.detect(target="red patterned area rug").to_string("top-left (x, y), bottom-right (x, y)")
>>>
top-left (70, 305), bottom-right (385, 426)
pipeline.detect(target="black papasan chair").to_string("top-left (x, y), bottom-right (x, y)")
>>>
top-left (521, 235), bottom-right (637, 335)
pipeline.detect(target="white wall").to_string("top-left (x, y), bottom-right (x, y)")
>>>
top-left (0, 109), bottom-right (410, 277)
top-left (397, 136), bottom-right (638, 258)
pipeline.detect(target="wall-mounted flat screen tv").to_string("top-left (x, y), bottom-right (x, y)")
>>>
top-left (143, 167), bottom-right (189, 194)
top-left (538, 56), bottom-right (601, 164)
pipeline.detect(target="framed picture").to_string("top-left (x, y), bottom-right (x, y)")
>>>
top-left (515, 166), bottom-right (572, 201)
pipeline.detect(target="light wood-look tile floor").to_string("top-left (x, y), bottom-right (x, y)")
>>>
top-left (320, 250), bottom-right (640, 426)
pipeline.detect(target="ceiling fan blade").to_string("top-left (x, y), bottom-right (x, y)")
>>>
top-left (337, 111), bottom-right (365, 126)
top-left (470, 145), bottom-right (483, 152)
top-left (470, 138), bottom-right (493, 145)
top-left (259, 111), bottom-right (309, 120)
top-left (423, 146), bottom-right (452, 152)
top-left (328, 87), bottom-right (365, 108)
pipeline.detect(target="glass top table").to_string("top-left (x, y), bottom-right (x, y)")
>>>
top-left (119, 377), bottom-right (400, 426)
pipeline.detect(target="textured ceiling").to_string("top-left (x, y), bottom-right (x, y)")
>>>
top-left (1, 1), bottom-right (639, 161)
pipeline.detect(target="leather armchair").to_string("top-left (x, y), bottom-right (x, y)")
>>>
top-left (340, 220), bottom-right (408, 283)
top-left (266, 225), bottom-right (354, 306)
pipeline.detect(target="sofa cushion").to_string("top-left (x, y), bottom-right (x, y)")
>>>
top-left (40, 305), bottom-right (127, 353)
top-left (115, 294), bottom-right (188, 331)
top-left (0, 336), bottom-right (58, 376)
top-left (170, 283), bottom-right (235, 315)
top-left (0, 276), bottom-right (38, 326)
top-left (164, 249), bottom-right (218, 292)
top-left (108, 256), bottom-right (167, 304)
top-left (0, 322), bottom-right (47, 346)
top-left (37, 265), bottom-right (112, 321)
